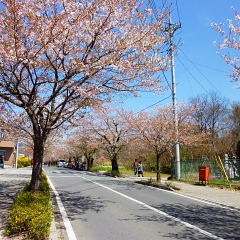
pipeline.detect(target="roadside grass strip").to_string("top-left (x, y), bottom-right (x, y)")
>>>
top-left (46, 175), bottom-right (77, 240)
top-left (80, 175), bottom-right (225, 240)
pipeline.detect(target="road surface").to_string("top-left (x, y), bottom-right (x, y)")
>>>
top-left (44, 167), bottom-right (240, 240)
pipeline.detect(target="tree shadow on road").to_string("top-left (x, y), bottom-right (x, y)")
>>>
top-left (57, 189), bottom-right (108, 222)
top-left (154, 202), bottom-right (240, 240)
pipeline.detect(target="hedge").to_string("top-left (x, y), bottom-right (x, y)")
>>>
top-left (5, 173), bottom-right (52, 240)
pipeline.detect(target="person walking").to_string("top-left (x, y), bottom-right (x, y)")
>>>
top-left (138, 160), bottom-right (144, 177)
top-left (133, 159), bottom-right (138, 176)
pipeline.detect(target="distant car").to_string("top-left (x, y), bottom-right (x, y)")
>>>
top-left (57, 159), bottom-right (66, 167)
top-left (63, 162), bottom-right (69, 168)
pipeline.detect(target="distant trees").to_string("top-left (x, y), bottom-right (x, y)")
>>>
top-left (65, 127), bottom-right (99, 170)
top-left (65, 92), bottom-right (239, 176)
top-left (227, 103), bottom-right (240, 157)
top-left (127, 106), bottom-right (206, 181)
top-left (66, 105), bottom-right (206, 180)
top-left (190, 92), bottom-right (229, 136)
top-left (84, 108), bottom-right (131, 175)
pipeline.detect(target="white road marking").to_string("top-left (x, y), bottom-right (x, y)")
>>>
top-left (46, 175), bottom-right (77, 240)
top-left (80, 175), bottom-right (224, 240)
top-left (143, 184), bottom-right (240, 213)
top-left (50, 173), bottom-right (240, 213)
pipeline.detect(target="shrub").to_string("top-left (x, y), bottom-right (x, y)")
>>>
top-left (18, 156), bottom-right (31, 168)
top-left (161, 164), bottom-right (173, 174)
top-left (5, 173), bottom-right (52, 240)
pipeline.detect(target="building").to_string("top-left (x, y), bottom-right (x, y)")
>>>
top-left (0, 139), bottom-right (17, 167)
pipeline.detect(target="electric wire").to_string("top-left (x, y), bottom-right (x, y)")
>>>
top-left (161, 0), bottom-right (168, 11)
top-left (135, 95), bottom-right (172, 115)
top-left (180, 49), bottom-right (228, 73)
top-left (175, 0), bottom-right (181, 24)
top-left (179, 49), bottom-right (222, 94)
top-left (162, 71), bottom-right (172, 89)
top-left (176, 56), bottom-right (209, 93)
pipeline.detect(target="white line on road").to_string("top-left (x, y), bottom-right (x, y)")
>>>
top-left (143, 184), bottom-right (240, 213)
top-left (46, 175), bottom-right (77, 240)
top-left (80, 175), bottom-right (224, 240)
top-left (50, 174), bottom-right (240, 213)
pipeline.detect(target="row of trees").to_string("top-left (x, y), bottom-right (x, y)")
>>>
top-left (50, 104), bottom-right (206, 181)
top-left (47, 92), bottom-right (240, 181)
top-left (0, 1), bottom-right (238, 191)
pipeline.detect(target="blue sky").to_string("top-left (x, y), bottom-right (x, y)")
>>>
top-left (122, 0), bottom-right (239, 112)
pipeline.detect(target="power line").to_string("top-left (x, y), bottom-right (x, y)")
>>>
top-left (179, 49), bottom-right (222, 94)
top-left (135, 95), bottom-right (172, 114)
top-left (180, 49), bottom-right (228, 73)
top-left (177, 56), bottom-right (209, 93)
top-left (162, 71), bottom-right (172, 89)
top-left (161, 0), bottom-right (168, 11)
top-left (175, 0), bottom-right (181, 24)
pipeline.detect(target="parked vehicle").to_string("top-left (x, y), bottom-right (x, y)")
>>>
top-left (67, 162), bottom-right (76, 169)
top-left (0, 156), bottom-right (4, 168)
top-left (57, 159), bottom-right (66, 167)
top-left (63, 162), bottom-right (69, 168)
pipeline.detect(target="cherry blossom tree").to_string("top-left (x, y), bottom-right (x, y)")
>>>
top-left (213, 10), bottom-right (240, 83)
top-left (128, 106), bottom-right (206, 181)
top-left (65, 129), bottom-right (99, 170)
top-left (82, 108), bottom-right (131, 175)
top-left (0, 0), bottom-right (170, 191)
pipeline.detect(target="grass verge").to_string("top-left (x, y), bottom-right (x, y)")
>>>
top-left (5, 172), bottom-right (52, 240)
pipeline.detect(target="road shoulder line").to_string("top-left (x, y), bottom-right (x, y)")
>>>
top-left (46, 174), bottom-right (77, 240)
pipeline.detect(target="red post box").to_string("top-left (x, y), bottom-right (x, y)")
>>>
top-left (199, 166), bottom-right (210, 185)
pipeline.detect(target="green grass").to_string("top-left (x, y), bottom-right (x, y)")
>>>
top-left (91, 166), bottom-right (171, 179)
top-left (119, 168), bottom-right (171, 179)
top-left (179, 176), bottom-right (240, 190)
top-left (5, 173), bottom-right (52, 240)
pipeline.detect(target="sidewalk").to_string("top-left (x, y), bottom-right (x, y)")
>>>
top-left (0, 167), bottom-right (59, 240)
top-left (121, 174), bottom-right (240, 210)
top-left (164, 180), bottom-right (240, 210)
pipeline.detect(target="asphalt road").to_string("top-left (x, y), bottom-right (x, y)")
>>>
top-left (44, 167), bottom-right (240, 240)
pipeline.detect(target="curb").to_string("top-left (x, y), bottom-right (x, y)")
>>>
top-left (135, 180), bottom-right (174, 191)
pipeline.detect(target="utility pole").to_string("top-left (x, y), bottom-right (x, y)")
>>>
top-left (168, 15), bottom-right (181, 180)
top-left (15, 141), bottom-right (19, 168)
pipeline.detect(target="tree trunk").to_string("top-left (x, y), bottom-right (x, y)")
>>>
top-left (30, 137), bottom-right (45, 192)
top-left (86, 156), bottom-right (93, 170)
top-left (111, 155), bottom-right (119, 175)
top-left (156, 152), bottom-right (161, 182)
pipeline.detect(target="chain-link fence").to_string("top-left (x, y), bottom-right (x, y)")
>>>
top-left (177, 158), bottom-right (240, 183)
